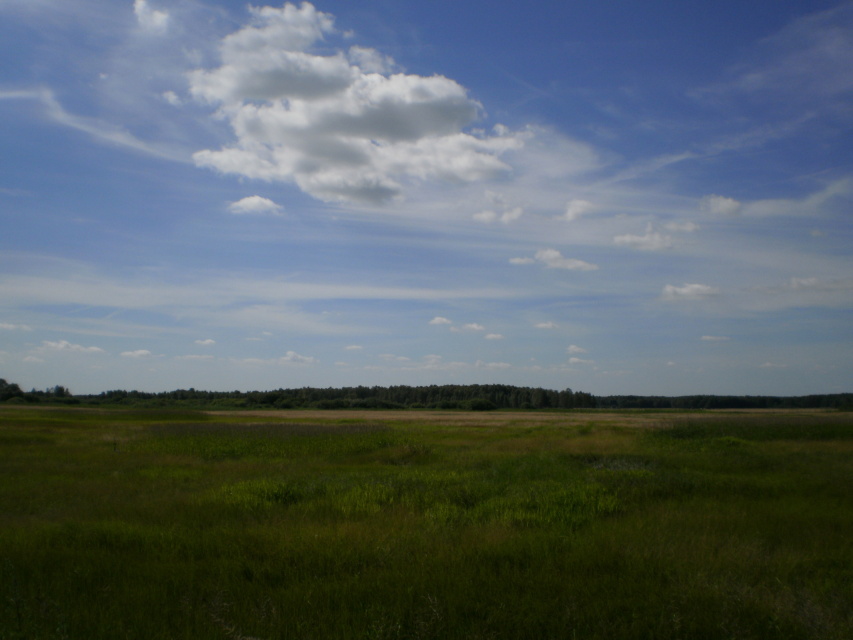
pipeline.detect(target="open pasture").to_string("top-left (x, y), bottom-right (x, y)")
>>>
top-left (0, 406), bottom-right (850, 639)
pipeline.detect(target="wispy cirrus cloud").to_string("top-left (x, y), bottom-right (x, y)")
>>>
top-left (0, 323), bottom-right (32, 331)
top-left (0, 88), bottom-right (186, 161)
top-left (34, 340), bottom-right (105, 354)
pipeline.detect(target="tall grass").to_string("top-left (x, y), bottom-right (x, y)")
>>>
top-left (0, 407), bottom-right (850, 638)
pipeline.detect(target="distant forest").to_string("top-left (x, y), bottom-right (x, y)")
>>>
top-left (2, 378), bottom-right (851, 410)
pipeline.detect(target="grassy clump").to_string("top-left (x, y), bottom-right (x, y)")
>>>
top-left (0, 407), bottom-right (850, 639)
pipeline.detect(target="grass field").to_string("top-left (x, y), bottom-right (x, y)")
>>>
top-left (0, 406), bottom-right (850, 639)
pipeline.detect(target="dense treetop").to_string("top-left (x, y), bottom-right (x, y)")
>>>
top-left (2, 378), bottom-right (849, 411)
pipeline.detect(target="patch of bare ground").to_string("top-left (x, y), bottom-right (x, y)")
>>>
top-left (203, 409), bottom-right (677, 428)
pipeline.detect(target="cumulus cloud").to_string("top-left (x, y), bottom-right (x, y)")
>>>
top-left (162, 91), bottom-right (182, 106)
top-left (133, 0), bottom-right (169, 34)
top-left (662, 283), bottom-right (720, 301)
top-left (463, 323), bottom-right (485, 331)
top-left (535, 321), bottom-right (557, 329)
top-left (613, 224), bottom-right (674, 251)
top-left (485, 333), bottom-right (504, 340)
top-left (194, 339), bottom-right (216, 346)
top-left (189, 2), bottom-right (523, 204)
top-left (344, 344), bottom-right (363, 350)
top-left (121, 349), bottom-right (152, 358)
top-left (347, 46), bottom-right (395, 74)
top-left (280, 350), bottom-right (316, 364)
top-left (429, 316), bottom-right (452, 325)
top-left (227, 195), bottom-right (284, 215)
top-left (533, 249), bottom-right (598, 271)
top-left (701, 194), bottom-right (742, 216)
top-left (569, 357), bottom-right (594, 365)
top-left (510, 250), bottom-right (598, 270)
top-left (562, 199), bottom-right (594, 221)
top-left (567, 345), bottom-right (587, 354)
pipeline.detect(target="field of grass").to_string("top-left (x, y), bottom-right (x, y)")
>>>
top-left (0, 406), bottom-right (850, 639)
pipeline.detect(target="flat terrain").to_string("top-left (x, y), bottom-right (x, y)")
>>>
top-left (1, 406), bottom-right (850, 639)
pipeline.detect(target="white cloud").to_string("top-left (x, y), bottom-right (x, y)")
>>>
top-left (36, 340), bottom-right (104, 354)
top-left (741, 179), bottom-right (851, 217)
top-left (662, 283), bottom-right (720, 301)
top-left (665, 221), bottom-right (700, 232)
top-left (569, 357), bottom-right (594, 365)
top-left (133, 0), bottom-right (169, 34)
top-left (189, 3), bottom-right (523, 204)
top-left (567, 345), bottom-right (587, 354)
top-left (162, 91), bottom-right (182, 106)
top-left (194, 339), bottom-right (216, 346)
top-left (280, 350), bottom-right (316, 364)
top-left (535, 321), bottom-right (557, 329)
top-left (227, 196), bottom-right (284, 215)
top-left (429, 316), bottom-right (453, 325)
top-left (473, 192), bottom-right (525, 223)
top-left (701, 194), bottom-right (742, 216)
top-left (509, 257), bottom-right (536, 265)
top-left (347, 46), bottom-right (395, 74)
top-left (0, 323), bottom-right (31, 331)
top-left (701, 335), bottom-right (730, 341)
top-left (0, 87), bottom-right (183, 161)
top-left (379, 353), bottom-right (410, 363)
top-left (562, 199), bottom-right (594, 221)
top-left (788, 276), bottom-right (853, 291)
top-left (473, 206), bottom-right (524, 224)
top-left (121, 350), bottom-right (152, 358)
top-left (176, 355), bottom-right (214, 361)
top-left (613, 224), bottom-right (674, 251)
top-left (699, 181), bottom-right (849, 220)
top-left (533, 249), bottom-right (598, 271)
top-left (463, 323), bottom-right (485, 331)
top-left (701, 3), bottom-right (853, 103)
top-left (485, 333), bottom-right (504, 340)
top-left (344, 344), bottom-right (363, 350)
top-left (475, 360), bottom-right (511, 370)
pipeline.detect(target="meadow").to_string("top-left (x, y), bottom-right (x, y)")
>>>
top-left (0, 406), bottom-right (850, 639)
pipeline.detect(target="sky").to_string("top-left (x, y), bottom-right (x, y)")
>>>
top-left (1, 1), bottom-right (852, 396)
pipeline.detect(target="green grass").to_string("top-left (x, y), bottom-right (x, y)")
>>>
top-left (0, 407), bottom-right (850, 639)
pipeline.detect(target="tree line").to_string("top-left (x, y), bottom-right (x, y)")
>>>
top-left (2, 378), bottom-right (850, 410)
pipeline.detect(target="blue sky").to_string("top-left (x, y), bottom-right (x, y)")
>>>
top-left (1, 0), bottom-right (851, 396)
